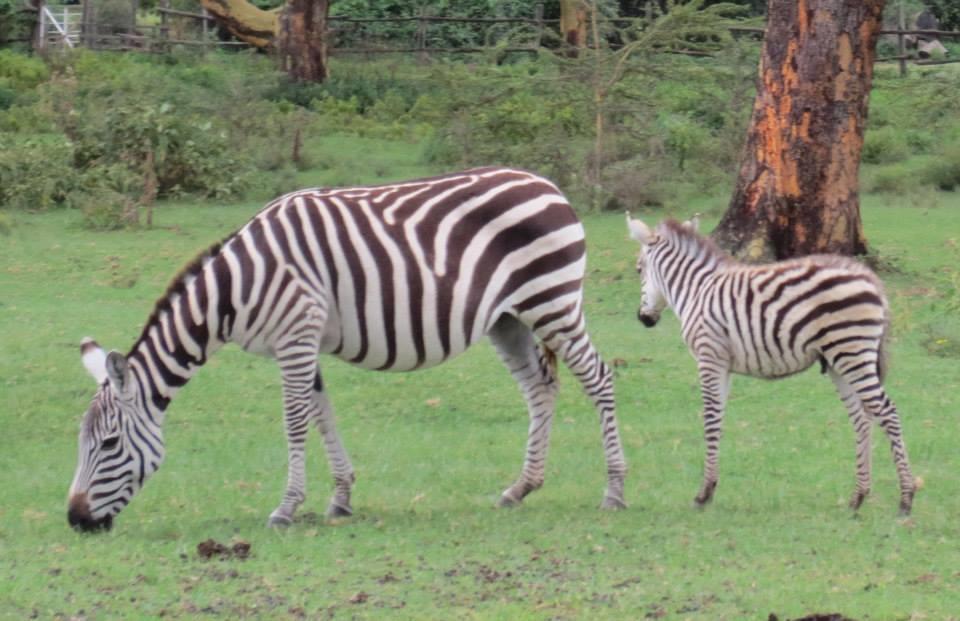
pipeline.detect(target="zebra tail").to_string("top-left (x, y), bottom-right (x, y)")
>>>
top-left (540, 344), bottom-right (559, 387)
top-left (878, 317), bottom-right (890, 383)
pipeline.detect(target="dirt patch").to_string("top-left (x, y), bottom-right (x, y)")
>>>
top-left (768, 614), bottom-right (858, 621)
top-left (196, 539), bottom-right (251, 561)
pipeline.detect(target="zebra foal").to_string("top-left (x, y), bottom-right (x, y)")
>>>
top-left (626, 214), bottom-right (915, 515)
top-left (66, 167), bottom-right (628, 532)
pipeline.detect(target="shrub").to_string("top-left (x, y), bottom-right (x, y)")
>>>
top-left (862, 125), bottom-right (912, 165)
top-left (925, 144), bottom-right (960, 191)
top-left (0, 137), bottom-right (78, 210)
top-left (0, 51), bottom-right (48, 91)
top-left (863, 160), bottom-right (926, 195)
top-left (74, 100), bottom-right (252, 199)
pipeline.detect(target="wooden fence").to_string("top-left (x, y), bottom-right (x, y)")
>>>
top-left (29, 4), bottom-right (960, 73)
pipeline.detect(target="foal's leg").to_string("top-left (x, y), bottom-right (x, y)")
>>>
top-left (543, 323), bottom-right (627, 510)
top-left (831, 348), bottom-right (915, 516)
top-left (488, 315), bottom-right (559, 507)
top-left (694, 359), bottom-right (731, 507)
top-left (828, 369), bottom-right (873, 511)
top-left (310, 372), bottom-right (356, 518)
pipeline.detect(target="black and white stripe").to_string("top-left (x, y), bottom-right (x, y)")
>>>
top-left (67, 167), bottom-right (628, 531)
top-left (626, 214), bottom-right (915, 515)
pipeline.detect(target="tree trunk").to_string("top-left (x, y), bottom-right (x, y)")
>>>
top-left (277, 0), bottom-right (330, 82)
top-left (198, 0), bottom-right (278, 48)
top-left (560, 0), bottom-right (587, 57)
top-left (712, 0), bottom-right (884, 261)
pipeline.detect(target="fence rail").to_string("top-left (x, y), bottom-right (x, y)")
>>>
top-left (29, 4), bottom-right (960, 70)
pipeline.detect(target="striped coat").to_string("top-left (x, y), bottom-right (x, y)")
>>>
top-left (627, 214), bottom-right (915, 515)
top-left (67, 168), bottom-right (628, 531)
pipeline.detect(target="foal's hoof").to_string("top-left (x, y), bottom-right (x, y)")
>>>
top-left (898, 493), bottom-right (914, 517)
top-left (267, 514), bottom-right (293, 528)
top-left (600, 495), bottom-right (627, 510)
top-left (326, 503), bottom-right (354, 519)
top-left (693, 481), bottom-right (717, 508)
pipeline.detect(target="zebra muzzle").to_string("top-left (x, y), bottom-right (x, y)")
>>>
top-left (638, 310), bottom-right (659, 327)
top-left (67, 494), bottom-right (113, 533)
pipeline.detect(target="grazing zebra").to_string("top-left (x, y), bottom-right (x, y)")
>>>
top-left (66, 167), bottom-right (629, 532)
top-left (625, 214), bottom-right (915, 515)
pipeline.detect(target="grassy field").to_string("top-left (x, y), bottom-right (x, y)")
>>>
top-left (2, 175), bottom-right (959, 620)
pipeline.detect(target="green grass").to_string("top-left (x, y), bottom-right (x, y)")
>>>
top-left (2, 185), bottom-right (960, 620)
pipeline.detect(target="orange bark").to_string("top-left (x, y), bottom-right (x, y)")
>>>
top-left (713, 0), bottom-right (885, 260)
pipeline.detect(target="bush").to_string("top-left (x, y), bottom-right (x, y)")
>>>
top-left (0, 137), bottom-right (78, 210)
top-left (0, 51), bottom-right (49, 110)
top-left (925, 144), bottom-right (960, 191)
top-left (863, 159), bottom-right (927, 195)
top-left (74, 100), bottom-right (252, 200)
top-left (862, 125), bottom-right (912, 165)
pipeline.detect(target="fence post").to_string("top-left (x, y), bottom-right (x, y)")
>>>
top-left (34, 0), bottom-right (47, 51)
top-left (416, 5), bottom-right (428, 61)
top-left (202, 7), bottom-right (210, 55)
top-left (158, 0), bottom-right (169, 51)
top-left (81, 0), bottom-right (95, 48)
top-left (897, 1), bottom-right (907, 77)
top-left (534, 2), bottom-right (544, 51)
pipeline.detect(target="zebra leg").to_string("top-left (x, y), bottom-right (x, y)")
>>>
top-left (488, 315), bottom-right (559, 508)
top-left (551, 331), bottom-right (627, 510)
top-left (310, 374), bottom-right (356, 518)
top-left (267, 307), bottom-right (326, 528)
top-left (694, 362), bottom-right (731, 507)
top-left (828, 369), bottom-right (873, 511)
top-left (856, 387), bottom-right (915, 516)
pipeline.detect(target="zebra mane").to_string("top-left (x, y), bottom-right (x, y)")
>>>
top-left (126, 234), bottom-right (233, 357)
top-left (658, 219), bottom-right (730, 265)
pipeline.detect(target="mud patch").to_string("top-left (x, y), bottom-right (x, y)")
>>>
top-left (196, 539), bottom-right (251, 560)
top-left (768, 614), bottom-right (858, 621)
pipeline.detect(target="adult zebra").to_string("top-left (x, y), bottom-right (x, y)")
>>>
top-left (67, 167), bottom-right (628, 532)
top-left (625, 214), bottom-right (915, 515)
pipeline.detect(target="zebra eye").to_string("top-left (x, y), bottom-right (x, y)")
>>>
top-left (101, 436), bottom-right (120, 451)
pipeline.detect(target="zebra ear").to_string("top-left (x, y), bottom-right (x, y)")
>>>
top-left (683, 213), bottom-right (701, 233)
top-left (105, 351), bottom-right (131, 393)
top-left (81, 338), bottom-right (108, 385)
top-left (625, 212), bottom-right (654, 245)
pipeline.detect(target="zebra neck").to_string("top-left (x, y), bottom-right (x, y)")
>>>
top-left (126, 269), bottom-right (227, 416)
top-left (660, 244), bottom-right (720, 319)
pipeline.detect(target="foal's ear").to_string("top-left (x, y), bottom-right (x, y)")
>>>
top-left (625, 212), bottom-right (655, 245)
top-left (81, 337), bottom-right (108, 384)
top-left (682, 213), bottom-right (701, 233)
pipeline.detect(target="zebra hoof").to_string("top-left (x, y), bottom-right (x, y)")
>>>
top-left (496, 492), bottom-right (522, 508)
top-left (266, 514), bottom-right (293, 528)
top-left (326, 503), bottom-right (354, 518)
top-left (600, 495), bottom-right (627, 510)
top-left (694, 481), bottom-right (717, 508)
top-left (849, 491), bottom-right (868, 511)
top-left (898, 493), bottom-right (914, 517)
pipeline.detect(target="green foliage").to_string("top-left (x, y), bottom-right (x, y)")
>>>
top-left (925, 142), bottom-right (960, 191)
top-left (75, 100), bottom-right (251, 199)
top-left (0, 50), bottom-right (49, 91)
top-left (862, 125), bottom-right (911, 165)
top-left (0, 136), bottom-right (78, 210)
top-left (0, 0), bottom-right (35, 47)
top-left (0, 50), bottom-right (49, 111)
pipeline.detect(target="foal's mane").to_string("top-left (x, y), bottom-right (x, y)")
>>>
top-left (658, 219), bottom-right (730, 264)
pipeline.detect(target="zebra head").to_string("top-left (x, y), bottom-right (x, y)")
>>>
top-left (68, 338), bottom-right (164, 532)
top-left (626, 213), bottom-right (667, 327)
